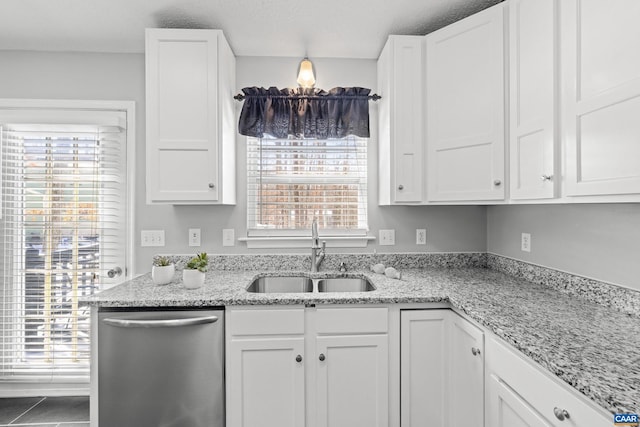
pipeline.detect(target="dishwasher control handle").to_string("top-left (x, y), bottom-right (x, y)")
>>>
top-left (102, 315), bottom-right (219, 328)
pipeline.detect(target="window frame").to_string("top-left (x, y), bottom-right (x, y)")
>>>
top-left (0, 98), bottom-right (135, 395)
top-left (243, 136), bottom-right (373, 249)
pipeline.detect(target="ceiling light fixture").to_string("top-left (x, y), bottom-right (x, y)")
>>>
top-left (296, 57), bottom-right (316, 88)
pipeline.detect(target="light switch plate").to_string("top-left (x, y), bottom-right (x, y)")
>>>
top-left (379, 229), bottom-right (395, 246)
top-left (521, 233), bottom-right (531, 252)
top-left (222, 229), bottom-right (235, 247)
top-left (189, 228), bottom-right (201, 247)
top-left (141, 230), bottom-right (165, 247)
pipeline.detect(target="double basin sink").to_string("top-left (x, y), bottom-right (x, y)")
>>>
top-left (247, 274), bottom-right (375, 293)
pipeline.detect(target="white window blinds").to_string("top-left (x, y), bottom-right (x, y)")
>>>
top-left (247, 136), bottom-right (368, 236)
top-left (0, 109), bottom-right (127, 381)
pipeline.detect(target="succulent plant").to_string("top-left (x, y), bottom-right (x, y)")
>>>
top-left (153, 256), bottom-right (172, 267)
top-left (185, 252), bottom-right (209, 273)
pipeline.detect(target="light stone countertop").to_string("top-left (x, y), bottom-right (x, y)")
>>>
top-left (85, 266), bottom-right (640, 415)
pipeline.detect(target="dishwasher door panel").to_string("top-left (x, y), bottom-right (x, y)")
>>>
top-left (98, 309), bottom-right (224, 427)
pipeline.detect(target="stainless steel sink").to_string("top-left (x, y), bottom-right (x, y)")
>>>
top-left (246, 276), bottom-right (313, 293)
top-left (317, 277), bottom-right (375, 293)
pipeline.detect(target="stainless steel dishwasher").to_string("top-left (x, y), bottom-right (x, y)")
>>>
top-left (98, 308), bottom-right (224, 427)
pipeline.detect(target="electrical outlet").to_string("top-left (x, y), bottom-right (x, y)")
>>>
top-left (521, 233), bottom-right (531, 252)
top-left (379, 229), bottom-right (395, 246)
top-left (141, 230), bottom-right (165, 247)
top-left (416, 229), bottom-right (427, 245)
top-left (189, 228), bottom-right (201, 247)
top-left (222, 229), bottom-right (235, 247)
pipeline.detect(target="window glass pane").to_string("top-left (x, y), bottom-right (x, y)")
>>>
top-left (247, 137), bottom-right (368, 234)
top-left (1, 115), bottom-right (125, 381)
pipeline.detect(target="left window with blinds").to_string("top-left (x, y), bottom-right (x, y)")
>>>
top-left (0, 104), bottom-right (131, 384)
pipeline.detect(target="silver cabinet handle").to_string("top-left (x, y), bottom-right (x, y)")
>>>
top-left (208, 183), bottom-right (215, 189)
top-left (553, 407), bottom-right (570, 421)
top-left (493, 180), bottom-right (502, 186)
top-left (541, 174), bottom-right (553, 181)
top-left (102, 315), bottom-right (218, 328)
top-left (107, 267), bottom-right (122, 278)
top-left (398, 185), bottom-right (404, 190)
top-left (296, 355), bottom-right (303, 363)
top-left (319, 353), bottom-right (326, 361)
top-left (471, 347), bottom-right (481, 356)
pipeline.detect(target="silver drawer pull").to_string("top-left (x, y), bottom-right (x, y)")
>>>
top-left (103, 315), bottom-right (218, 328)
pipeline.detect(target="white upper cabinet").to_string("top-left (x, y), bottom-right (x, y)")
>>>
top-left (508, 0), bottom-right (558, 200)
top-left (377, 36), bottom-right (425, 204)
top-left (145, 28), bottom-right (236, 204)
top-left (426, 4), bottom-right (506, 202)
top-left (561, 0), bottom-right (640, 197)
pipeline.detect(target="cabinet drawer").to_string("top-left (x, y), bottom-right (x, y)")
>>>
top-left (316, 307), bottom-right (388, 334)
top-left (486, 336), bottom-right (610, 427)
top-left (227, 307), bottom-right (304, 336)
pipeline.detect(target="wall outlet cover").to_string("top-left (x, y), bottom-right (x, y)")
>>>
top-left (416, 229), bottom-right (427, 245)
top-left (223, 229), bottom-right (235, 247)
top-left (189, 228), bottom-right (201, 247)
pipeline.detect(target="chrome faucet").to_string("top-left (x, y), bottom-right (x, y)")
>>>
top-left (311, 218), bottom-right (326, 272)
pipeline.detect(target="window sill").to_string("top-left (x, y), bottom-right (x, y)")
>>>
top-left (238, 235), bottom-right (376, 249)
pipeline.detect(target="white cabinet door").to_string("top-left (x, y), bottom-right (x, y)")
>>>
top-left (378, 36), bottom-right (425, 204)
top-left (562, 0), bottom-right (640, 196)
top-left (509, 0), bottom-right (558, 200)
top-left (485, 336), bottom-right (610, 427)
top-left (400, 310), bottom-right (448, 427)
top-left (487, 374), bottom-right (553, 427)
top-left (316, 334), bottom-right (389, 427)
top-left (227, 337), bottom-right (305, 427)
top-left (426, 4), bottom-right (506, 202)
top-left (146, 28), bottom-right (236, 204)
top-left (449, 313), bottom-right (484, 427)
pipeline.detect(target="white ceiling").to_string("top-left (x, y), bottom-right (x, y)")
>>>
top-left (0, 0), bottom-right (502, 59)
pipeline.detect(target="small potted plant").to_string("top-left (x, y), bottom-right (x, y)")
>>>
top-left (183, 252), bottom-right (209, 289)
top-left (152, 256), bottom-right (175, 285)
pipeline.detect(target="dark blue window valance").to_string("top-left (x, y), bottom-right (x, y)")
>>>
top-left (237, 86), bottom-right (374, 139)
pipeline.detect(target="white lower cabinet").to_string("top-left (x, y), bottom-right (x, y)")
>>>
top-left (449, 312), bottom-right (484, 427)
top-left (228, 305), bottom-right (611, 427)
top-left (487, 374), bottom-right (553, 427)
top-left (316, 334), bottom-right (388, 427)
top-left (226, 306), bottom-right (389, 427)
top-left (227, 337), bottom-right (305, 427)
top-left (485, 335), bottom-right (610, 427)
top-left (400, 309), bottom-right (484, 427)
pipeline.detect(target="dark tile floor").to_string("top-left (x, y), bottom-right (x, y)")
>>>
top-left (0, 396), bottom-right (89, 426)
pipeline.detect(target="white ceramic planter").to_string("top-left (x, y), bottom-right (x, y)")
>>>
top-left (152, 264), bottom-right (175, 285)
top-left (183, 269), bottom-right (205, 289)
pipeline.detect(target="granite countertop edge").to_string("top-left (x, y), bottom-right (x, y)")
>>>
top-left (85, 267), bottom-right (640, 415)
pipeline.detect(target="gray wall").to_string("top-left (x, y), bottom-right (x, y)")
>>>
top-left (0, 50), bottom-right (487, 275)
top-left (487, 204), bottom-right (640, 291)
